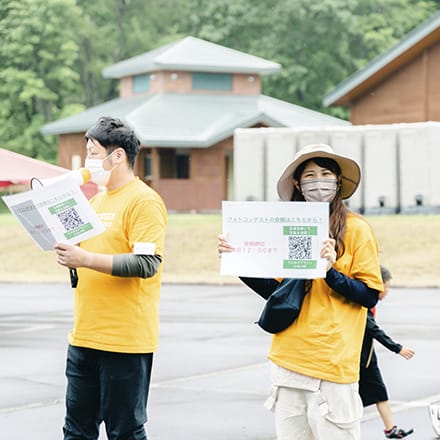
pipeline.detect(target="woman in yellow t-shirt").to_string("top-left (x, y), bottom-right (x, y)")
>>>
top-left (218, 143), bottom-right (383, 440)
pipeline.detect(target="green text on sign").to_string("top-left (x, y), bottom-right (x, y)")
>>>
top-left (64, 222), bottom-right (93, 239)
top-left (49, 198), bottom-right (77, 215)
top-left (283, 260), bottom-right (317, 269)
top-left (283, 226), bottom-right (317, 236)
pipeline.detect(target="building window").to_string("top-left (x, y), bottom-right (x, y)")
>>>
top-left (192, 72), bottom-right (232, 91)
top-left (144, 153), bottom-right (152, 180)
top-left (159, 149), bottom-right (190, 179)
top-left (133, 74), bottom-right (150, 93)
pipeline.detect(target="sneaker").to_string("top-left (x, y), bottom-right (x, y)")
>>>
top-left (430, 404), bottom-right (440, 437)
top-left (384, 425), bottom-right (414, 438)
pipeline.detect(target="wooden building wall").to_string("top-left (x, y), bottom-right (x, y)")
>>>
top-left (119, 71), bottom-right (261, 97)
top-left (350, 40), bottom-right (440, 124)
top-left (151, 138), bottom-right (232, 212)
top-left (58, 133), bottom-right (87, 169)
top-left (57, 133), bottom-right (233, 211)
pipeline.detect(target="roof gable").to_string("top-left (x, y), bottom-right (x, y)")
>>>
top-left (103, 36), bottom-right (281, 78)
top-left (41, 95), bottom-right (149, 135)
top-left (324, 11), bottom-right (440, 107)
top-left (41, 93), bottom-right (349, 148)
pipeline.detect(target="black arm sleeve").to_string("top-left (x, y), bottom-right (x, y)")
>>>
top-left (366, 312), bottom-right (402, 353)
top-left (239, 277), bottom-right (280, 300)
top-left (324, 268), bottom-right (379, 308)
top-left (112, 254), bottom-right (162, 279)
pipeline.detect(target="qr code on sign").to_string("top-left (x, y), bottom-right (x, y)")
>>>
top-left (57, 207), bottom-right (84, 232)
top-left (288, 235), bottom-right (312, 260)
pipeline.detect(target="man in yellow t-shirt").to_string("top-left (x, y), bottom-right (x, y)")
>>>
top-left (54, 116), bottom-right (167, 440)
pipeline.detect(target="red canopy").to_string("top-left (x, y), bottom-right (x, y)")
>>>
top-left (0, 147), bottom-right (97, 198)
top-left (0, 147), bottom-right (68, 186)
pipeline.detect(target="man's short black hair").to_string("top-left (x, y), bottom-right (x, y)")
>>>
top-left (85, 116), bottom-right (140, 168)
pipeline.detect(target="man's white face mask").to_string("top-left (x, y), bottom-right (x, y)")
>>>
top-left (300, 178), bottom-right (338, 203)
top-left (84, 153), bottom-right (115, 186)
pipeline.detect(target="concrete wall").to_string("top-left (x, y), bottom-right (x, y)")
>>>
top-left (233, 122), bottom-right (440, 214)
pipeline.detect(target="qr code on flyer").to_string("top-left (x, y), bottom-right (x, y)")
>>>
top-left (287, 235), bottom-right (312, 260)
top-left (57, 207), bottom-right (84, 232)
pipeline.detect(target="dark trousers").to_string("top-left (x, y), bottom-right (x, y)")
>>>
top-left (359, 351), bottom-right (388, 407)
top-left (63, 344), bottom-right (153, 440)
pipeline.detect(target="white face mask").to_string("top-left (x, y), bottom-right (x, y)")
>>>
top-left (300, 178), bottom-right (338, 202)
top-left (84, 153), bottom-right (114, 186)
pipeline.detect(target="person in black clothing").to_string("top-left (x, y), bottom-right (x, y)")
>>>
top-left (359, 265), bottom-right (416, 439)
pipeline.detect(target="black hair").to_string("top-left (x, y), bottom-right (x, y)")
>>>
top-left (290, 157), bottom-right (342, 203)
top-left (85, 116), bottom-right (140, 168)
top-left (291, 157), bottom-right (347, 257)
top-left (380, 265), bottom-right (392, 283)
top-left (293, 157), bottom-right (341, 183)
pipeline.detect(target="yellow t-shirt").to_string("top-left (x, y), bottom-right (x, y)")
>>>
top-left (268, 212), bottom-right (383, 384)
top-left (69, 178), bottom-right (167, 353)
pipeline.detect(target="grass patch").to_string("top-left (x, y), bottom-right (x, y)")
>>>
top-left (367, 215), bottom-right (440, 288)
top-left (0, 213), bottom-right (68, 282)
top-left (0, 212), bottom-right (438, 287)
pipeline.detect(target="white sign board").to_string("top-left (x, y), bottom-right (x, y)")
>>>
top-left (221, 201), bottom-right (329, 279)
top-left (2, 175), bottom-right (104, 251)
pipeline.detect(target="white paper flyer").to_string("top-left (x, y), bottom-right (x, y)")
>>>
top-left (2, 175), bottom-right (104, 251)
top-left (220, 201), bottom-right (329, 279)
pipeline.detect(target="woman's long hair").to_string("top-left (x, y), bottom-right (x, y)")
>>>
top-left (291, 157), bottom-right (348, 258)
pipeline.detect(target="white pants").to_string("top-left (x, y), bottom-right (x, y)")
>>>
top-left (268, 381), bottom-right (363, 440)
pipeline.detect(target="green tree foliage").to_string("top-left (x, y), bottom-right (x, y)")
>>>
top-left (351, 0), bottom-right (438, 66)
top-left (181, 0), bottom-right (438, 115)
top-left (0, 0), bottom-right (83, 161)
top-left (74, 0), bottom-right (192, 106)
top-left (0, 0), bottom-right (438, 160)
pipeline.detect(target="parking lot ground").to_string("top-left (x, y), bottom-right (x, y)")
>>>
top-left (1, 282), bottom-right (439, 439)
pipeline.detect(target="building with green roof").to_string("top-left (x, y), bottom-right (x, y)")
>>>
top-left (42, 36), bottom-right (349, 211)
top-left (323, 11), bottom-right (440, 125)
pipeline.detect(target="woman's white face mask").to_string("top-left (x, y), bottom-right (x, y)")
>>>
top-left (84, 153), bottom-right (115, 186)
top-left (300, 178), bottom-right (338, 203)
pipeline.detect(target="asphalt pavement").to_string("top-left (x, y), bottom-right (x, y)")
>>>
top-left (0, 282), bottom-right (439, 439)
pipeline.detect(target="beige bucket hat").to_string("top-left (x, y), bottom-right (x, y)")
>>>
top-left (277, 143), bottom-right (361, 201)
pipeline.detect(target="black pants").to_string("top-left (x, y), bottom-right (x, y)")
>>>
top-left (63, 345), bottom-right (153, 440)
top-left (359, 351), bottom-right (388, 407)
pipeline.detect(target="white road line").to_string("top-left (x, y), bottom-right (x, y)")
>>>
top-left (0, 399), bottom-right (63, 414)
top-left (150, 361), bottom-right (267, 387)
top-left (0, 324), bottom-right (56, 334)
top-left (0, 363), bottom-right (268, 414)
top-left (2, 364), bottom-right (438, 417)
top-left (362, 392), bottom-right (440, 422)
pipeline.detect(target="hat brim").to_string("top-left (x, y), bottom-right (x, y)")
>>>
top-left (277, 150), bottom-right (361, 201)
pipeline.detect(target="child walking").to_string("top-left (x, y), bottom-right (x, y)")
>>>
top-left (359, 265), bottom-right (415, 439)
